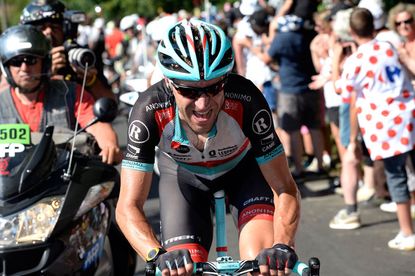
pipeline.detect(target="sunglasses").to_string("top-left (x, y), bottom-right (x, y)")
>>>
top-left (171, 77), bottom-right (227, 99)
top-left (395, 18), bottom-right (414, 27)
top-left (8, 55), bottom-right (38, 67)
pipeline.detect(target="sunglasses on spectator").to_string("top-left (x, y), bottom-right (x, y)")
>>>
top-left (395, 18), bottom-right (414, 27)
top-left (171, 77), bottom-right (228, 99)
top-left (8, 55), bottom-right (38, 67)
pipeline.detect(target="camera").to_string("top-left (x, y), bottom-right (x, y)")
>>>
top-left (61, 10), bottom-right (95, 73)
top-left (64, 41), bottom-right (96, 69)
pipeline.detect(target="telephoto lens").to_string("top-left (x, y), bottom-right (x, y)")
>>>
top-left (68, 47), bottom-right (96, 69)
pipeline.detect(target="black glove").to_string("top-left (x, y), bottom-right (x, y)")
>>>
top-left (155, 249), bottom-right (193, 271)
top-left (256, 243), bottom-right (298, 271)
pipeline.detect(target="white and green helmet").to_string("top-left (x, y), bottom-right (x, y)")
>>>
top-left (156, 19), bottom-right (234, 81)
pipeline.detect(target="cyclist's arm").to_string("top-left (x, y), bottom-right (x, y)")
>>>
top-left (116, 168), bottom-right (161, 260)
top-left (259, 153), bottom-right (300, 247)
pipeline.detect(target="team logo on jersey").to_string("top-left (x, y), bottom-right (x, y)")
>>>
top-left (252, 109), bottom-right (272, 135)
top-left (128, 120), bottom-right (150, 144)
top-left (175, 145), bottom-right (190, 154)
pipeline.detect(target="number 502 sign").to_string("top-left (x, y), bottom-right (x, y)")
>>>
top-left (0, 124), bottom-right (30, 158)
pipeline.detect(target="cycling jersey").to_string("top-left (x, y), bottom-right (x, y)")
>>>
top-left (122, 74), bottom-right (283, 180)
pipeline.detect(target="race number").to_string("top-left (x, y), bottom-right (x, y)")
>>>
top-left (0, 124), bottom-right (30, 158)
top-left (0, 124), bottom-right (31, 145)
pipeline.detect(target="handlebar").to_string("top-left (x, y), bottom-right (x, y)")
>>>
top-left (145, 256), bottom-right (320, 276)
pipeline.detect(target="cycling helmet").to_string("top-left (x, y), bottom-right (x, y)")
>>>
top-left (0, 25), bottom-right (51, 87)
top-left (20, 0), bottom-right (65, 25)
top-left (156, 19), bottom-right (234, 81)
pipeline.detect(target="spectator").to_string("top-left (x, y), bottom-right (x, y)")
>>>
top-left (334, 7), bottom-right (415, 250)
top-left (0, 25), bottom-right (121, 165)
top-left (252, 0), bottom-right (325, 179)
top-left (20, 0), bottom-right (114, 101)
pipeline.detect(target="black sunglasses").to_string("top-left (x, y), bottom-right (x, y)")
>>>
top-left (8, 55), bottom-right (38, 67)
top-left (171, 77), bottom-right (228, 100)
top-left (395, 18), bottom-right (414, 27)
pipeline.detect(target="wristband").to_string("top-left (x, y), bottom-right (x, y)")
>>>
top-left (86, 74), bottom-right (97, 87)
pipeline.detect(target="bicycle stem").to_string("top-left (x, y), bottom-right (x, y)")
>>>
top-left (214, 190), bottom-right (228, 257)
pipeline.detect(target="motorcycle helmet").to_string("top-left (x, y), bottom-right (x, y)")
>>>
top-left (156, 19), bottom-right (234, 81)
top-left (20, 0), bottom-right (65, 25)
top-left (0, 25), bottom-right (51, 88)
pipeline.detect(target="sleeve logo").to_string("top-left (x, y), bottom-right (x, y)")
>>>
top-left (128, 120), bottom-right (150, 144)
top-left (252, 109), bottom-right (272, 135)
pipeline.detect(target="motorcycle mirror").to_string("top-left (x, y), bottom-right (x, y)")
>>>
top-left (93, 97), bottom-right (118, 123)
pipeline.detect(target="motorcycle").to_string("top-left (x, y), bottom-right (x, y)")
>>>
top-left (0, 98), bottom-right (136, 275)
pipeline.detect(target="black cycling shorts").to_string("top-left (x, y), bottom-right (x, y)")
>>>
top-left (157, 150), bottom-right (274, 261)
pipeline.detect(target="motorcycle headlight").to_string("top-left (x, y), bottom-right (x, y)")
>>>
top-left (0, 196), bottom-right (65, 248)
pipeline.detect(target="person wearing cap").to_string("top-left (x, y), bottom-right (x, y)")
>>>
top-left (20, 0), bottom-right (114, 101)
top-left (116, 19), bottom-right (300, 275)
top-left (0, 25), bottom-right (121, 165)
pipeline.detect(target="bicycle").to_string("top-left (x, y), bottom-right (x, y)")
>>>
top-left (145, 190), bottom-right (320, 275)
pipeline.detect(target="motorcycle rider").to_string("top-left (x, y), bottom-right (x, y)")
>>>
top-left (20, 0), bottom-right (114, 101)
top-left (0, 25), bottom-right (121, 165)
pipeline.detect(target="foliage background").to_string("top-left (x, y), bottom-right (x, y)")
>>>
top-left (0, 0), bottom-right (410, 32)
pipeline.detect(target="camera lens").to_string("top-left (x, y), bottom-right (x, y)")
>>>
top-left (68, 48), bottom-right (96, 69)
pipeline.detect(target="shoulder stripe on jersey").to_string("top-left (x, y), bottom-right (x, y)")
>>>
top-left (256, 144), bottom-right (284, 165)
top-left (122, 160), bottom-right (154, 172)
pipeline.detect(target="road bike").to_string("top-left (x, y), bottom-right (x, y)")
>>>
top-left (145, 190), bottom-right (320, 275)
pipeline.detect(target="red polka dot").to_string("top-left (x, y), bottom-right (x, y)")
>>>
top-left (399, 103), bottom-right (406, 110)
top-left (363, 83), bottom-right (370, 89)
top-left (360, 128), bottom-right (365, 135)
top-left (376, 122), bottom-right (383, 129)
top-left (386, 49), bottom-right (394, 57)
top-left (369, 56), bottom-right (378, 64)
top-left (374, 44), bottom-right (380, 50)
top-left (394, 151), bottom-right (402, 156)
top-left (403, 90), bottom-right (410, 98)
top-left (355, 66), bottom-right (361, 74)
top-left (401, 137), bottom-right (409, 145)
top-left (366, 114), bottom-right (372, 121)
top-left (407, 123), bottom-right (414, 131)
top-left (394, 116), bottom-right (403, 124)
top-left (375, 155), bottom-right (382, 160)
top-left (366, 71), bottom-right (375, 78)
top-left (382, 142), bottom-right (390, 150)
top-left (370, 134), bottom-right (378, 142)
top-left (346, 85), bottom-right (354, 92)
top-left (357, 107), bottom-right (362, 114)
top-left (370, 103), bottom-right (377, 110)
top-left (412, 110), bottom-right (415, 118)
top-left (381, 110), bottom-right (389, 116)
top-left (388, 129), bottom-right (397, 137)
top-left (357, 53), bottom-right (363, 59)
top-left (386, 97), bottom-right (394, 105)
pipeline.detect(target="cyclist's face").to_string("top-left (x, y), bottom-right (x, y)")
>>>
top-left (170, 77), bottom-right (225, 135)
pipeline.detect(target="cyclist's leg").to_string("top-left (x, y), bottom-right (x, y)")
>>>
top-left (222, 151), bottom-right (275, 259)
top-left (158, 153), bottom-right (213, 262)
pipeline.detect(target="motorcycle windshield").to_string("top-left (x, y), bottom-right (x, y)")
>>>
top-left (0, 124), bottom-right (56, 200)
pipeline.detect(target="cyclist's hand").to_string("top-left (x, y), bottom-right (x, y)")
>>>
top-left (155, 249), bottom-right (193, 276)
top-left (255, 243), bottom-right (298, 275)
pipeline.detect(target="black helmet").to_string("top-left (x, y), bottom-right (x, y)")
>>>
top-left (0, 25), bottom-right (51, 87)
top-left (20, 0), bottom-right (65, 25)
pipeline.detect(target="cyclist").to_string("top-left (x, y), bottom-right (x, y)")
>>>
top-left (20, 0), bottom-right (114, 101)
top-left (116, 19), bottom-right (300, 275)
top-left (0, 25), bottom-right (121, 165)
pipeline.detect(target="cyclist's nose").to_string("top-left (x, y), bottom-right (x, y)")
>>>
top-left (194, 93), bottom-right (210, 107)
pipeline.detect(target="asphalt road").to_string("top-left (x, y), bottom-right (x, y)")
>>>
top-left (113, 116), bottom-right (415, 276)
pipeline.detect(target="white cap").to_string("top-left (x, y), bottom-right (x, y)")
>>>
top-left (358, 0), bottom-right (386, 30)
top-left (239, 0), bottom-right (260, 16)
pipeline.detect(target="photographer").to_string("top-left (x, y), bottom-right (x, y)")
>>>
top-left (20, 0), bottom-right (115, 101)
